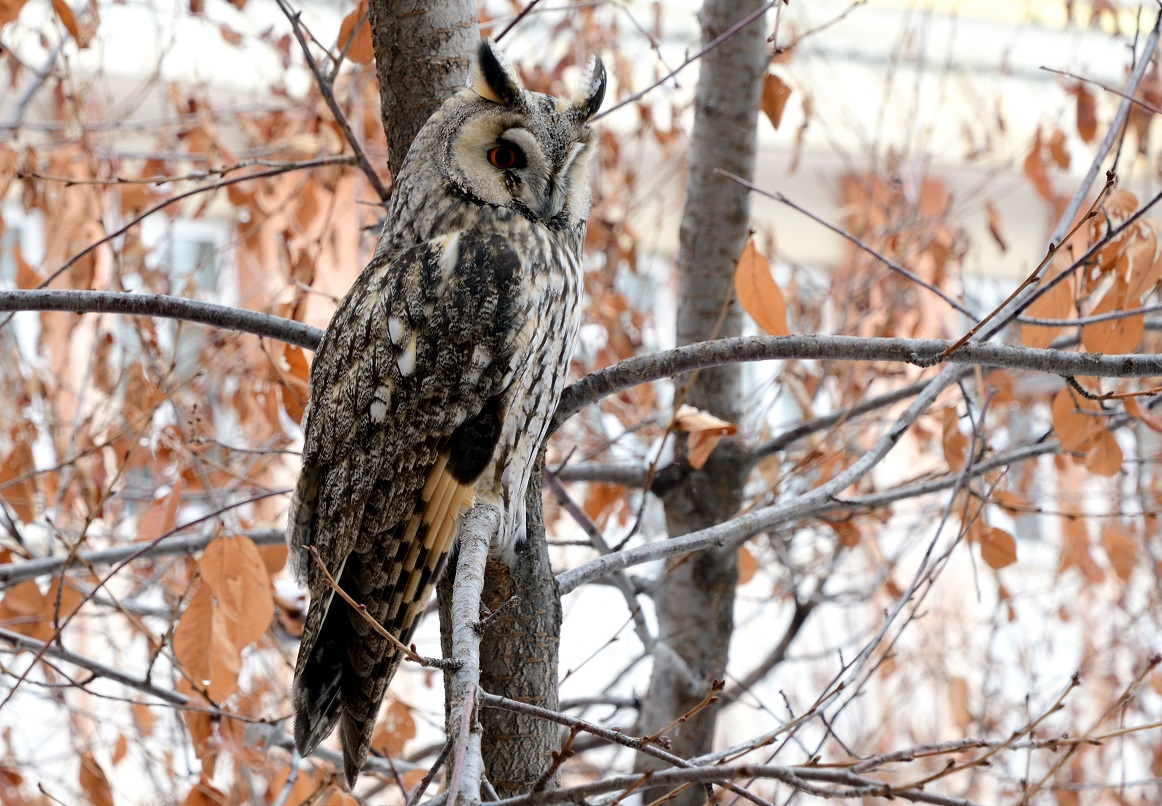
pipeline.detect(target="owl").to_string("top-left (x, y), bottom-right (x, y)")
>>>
top-left (286, 41), bottom-right (605, 786)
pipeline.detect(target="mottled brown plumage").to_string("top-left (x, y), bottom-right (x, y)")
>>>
top-left (286, 41), bottom-right (605, 786)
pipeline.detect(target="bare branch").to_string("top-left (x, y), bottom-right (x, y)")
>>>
top-left (0, 528), bottom-right (286, 588)
top-left (485, 761), bottom-right (980, 806)
top-left (446, 504), bottom-right (498, 801)
top-left (480, 691), bottom-right (775, 806)
top-left (274, 0), bottom-right (391, 202)
top-left (554, 335), bottom-right (1162, 431)
top-left (0, 626), bottom-right (188, 707)
top-left (0, 290), bottom-right (323, 351)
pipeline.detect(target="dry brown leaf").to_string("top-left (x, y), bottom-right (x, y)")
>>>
top-left (1023, 127), bottom-right (1053, 201)
top-left (1084, 428), bottom-right (1122, 476)
top-left (1057, 515), bottom-right (1102, 582)
top-left (1081, 277), bottom-right (1143, 355)
top-left (941, 407), bottom-right (967, 470)
top-left (1100, 524), bottom-right (1137, 581)
top-left (137, 482), bottom-right (183, 543)
top-left (266, 765), bottom-right (316, 805)
top-left (583, 482), bottom-right (622, 529)
top-left (991, 489), bottom-right (1028, 514)
top-left (1074, 83), bottom-right (1097, 143)
top-left (0, 580), bottom-right (50, 642)
top-left (111, 734), bottom-right (128, 766)
top-left (979, 527), bottom-right (1017, 570)
top-left (1124, 397), bottom-right (1162, 434)
top-left (50, 0), bottom-right (79, 44)
top-left (674, 405), bottom-right (738, 470)
top-left (737, 546), bottom-right (758, 584)
top-left (0, 0), bottom-right (27, 29)
top-left (132, 701), bottom-right (154, 737)
top-left (44, 577), bottom-right (84, 625)
top-left (734, 238), bottom-right (788, 337)
top-left (985, 200), bottom-right (1007, 253)
top-left (172, 583), bottom-right (243, 702)
top-left (830, 520), bottom-right (861, 548)
top-left (0, 429), bottom-right (37, 523)
top-left (337, 0), bottom-right (373, 65)
top-left (182, 782), bottom-right (227, 806)
top-left (948, 676), bottom-right (971, 731)
top-left (1021, 268), bottom-right (1073, 349)
top-left (370, 700), bottom-right (416, 757)
top-left (761, 73), bottom-right (793, 130)
top-left (324, 788), bottom-right (363, 805)
top-left (1050, 388), bottom-right (1103, 452)
top-left (78, 752), bottom-right (114, 806)
top-left (199, 535), bottom-right (274, 650)
top-left (177, 689), bottom-right (215, 762)
top-left (1124, 227), bottom-right (1162, 301)
top-left (1047, 127), bottom-right (1070, 169)
top-left (258, 544), bottom-right (288, 576)
top-left (0, 145), bottom-right (14, 201)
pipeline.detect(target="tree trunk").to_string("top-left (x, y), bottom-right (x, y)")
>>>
top-left (477, 461), bottom-right (563, 794)
top-left (367, 0), bottom-right (479, 181)
top-left (636, 1), bottom-right (767, 802)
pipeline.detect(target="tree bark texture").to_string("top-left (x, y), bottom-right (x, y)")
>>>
top-left (367, 0), bottom-right (479, 181)
top-left (636, 1), bottom-right (767, 802)
top-left (477, 463), bottom-right (563, 794)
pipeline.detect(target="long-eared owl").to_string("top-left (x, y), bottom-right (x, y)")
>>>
top-left (286, 41), bottom-right (606, 786)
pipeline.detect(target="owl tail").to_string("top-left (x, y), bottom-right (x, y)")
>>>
top-left (294, 453), bottom-right (474, 787)
top-left (292, 587), bottom-right (345, 755)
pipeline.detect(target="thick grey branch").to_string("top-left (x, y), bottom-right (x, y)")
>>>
top-left (0, 626), bottom-right (189, 706)
top-left (0, 528), bottom-right (286, 588)
top-left (0, 290), bottom-right (323, 351)
top-left (554, 335), bottom-right (1162, 431)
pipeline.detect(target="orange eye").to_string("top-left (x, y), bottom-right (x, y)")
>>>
top-left (487, 144), bottom-right (525, 170)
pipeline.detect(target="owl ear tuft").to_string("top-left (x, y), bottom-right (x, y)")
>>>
top-left (571, 55), bottom-right (606, 122)
top-left (472, 40), bottom-right (522, 106)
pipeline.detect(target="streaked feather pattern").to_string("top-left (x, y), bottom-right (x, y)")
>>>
top-left (287, 40), bottom-right (604, 786)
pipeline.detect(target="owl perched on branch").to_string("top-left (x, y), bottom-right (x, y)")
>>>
top-left (286, 41), bottom-right (606, 786)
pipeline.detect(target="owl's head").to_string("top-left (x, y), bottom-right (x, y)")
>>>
top-left (435, 41), bottom-right (606, 228)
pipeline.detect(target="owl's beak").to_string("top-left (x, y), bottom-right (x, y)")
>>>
top-left (536, 179), bottom-right (566, 220)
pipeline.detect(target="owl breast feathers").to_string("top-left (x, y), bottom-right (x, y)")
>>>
top-left (285, 40), bottom-right (605, 786)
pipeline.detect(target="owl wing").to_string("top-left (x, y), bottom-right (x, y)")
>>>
top-left (287, 228), bottom-right (530, 783)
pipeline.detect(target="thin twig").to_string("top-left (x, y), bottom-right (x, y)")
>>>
top-left (407, 740), bottom-right (452, 806)
top-left (0, 528), bottom-right (286, 587)
top-left (495, 0), bottom-right (545, 41)
top-left (306, 546), bottom-right (448, 667)
top-left (274, 0), bottom-right (390, 202)
top-left (480, 691), bottom-right (775, 806)
top-left (596, 2), bottom-right (779, 120)
top-left (716, 170), bottom-right (977, 319)
top-left (1040, 65), bottom-right (1162, 116)
top-left (20, 157), bottom-right (353, 294)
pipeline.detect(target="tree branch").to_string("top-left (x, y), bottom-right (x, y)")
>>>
top-left (0, 290), bottom-right (323, 350)
top-left (556, 364), bottom-right (953, 593)
top-left (273, 0), bottom-right (391, 202)
top-left (480, 692), bottom-right (775, 806)
top-left (485, 761), bottom-right (979, 806)
top-left (554, 335), bottom-right (1162, 432)
top-left (0, 528), bottom-right (286, 587)
top-left (447, 504), bottom-right (498, 803)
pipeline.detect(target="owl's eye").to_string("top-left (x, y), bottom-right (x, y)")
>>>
top-left (487, 144), bottom-right (525, 170)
